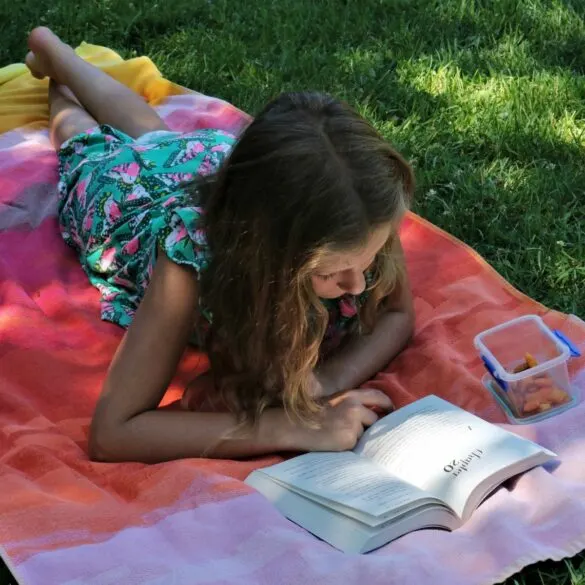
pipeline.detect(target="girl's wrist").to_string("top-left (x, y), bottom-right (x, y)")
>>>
top-left (313, 368), bottom-right (343, 397)
top-left (259, 408), bottom-right (307, 452)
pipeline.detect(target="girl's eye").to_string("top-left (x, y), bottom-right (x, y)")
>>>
top-left (318, 273), bottom-right (336, 281)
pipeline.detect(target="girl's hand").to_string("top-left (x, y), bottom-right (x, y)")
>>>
top-left (292, 389), bottom-right (393, 452)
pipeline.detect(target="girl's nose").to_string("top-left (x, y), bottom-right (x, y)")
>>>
top-left (338, 269), bottom-right (366, 296)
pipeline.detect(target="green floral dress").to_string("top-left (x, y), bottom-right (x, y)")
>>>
top-left (57, 125), bottom-right (368, 351)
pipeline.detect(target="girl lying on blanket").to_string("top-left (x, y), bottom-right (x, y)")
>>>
top-left (26, 27), bottom-right (415, 462)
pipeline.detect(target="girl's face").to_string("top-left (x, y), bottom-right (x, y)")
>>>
top-left (311, 224), bottom-right (392, 299)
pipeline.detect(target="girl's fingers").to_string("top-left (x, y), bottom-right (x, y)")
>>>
top-left (359, 406), bottom-right (380, 427)
top-left (354, 389), bottom-right (393, 410)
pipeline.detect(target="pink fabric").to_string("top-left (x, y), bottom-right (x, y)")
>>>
top-left (1, 93), bottom-right (584, 585)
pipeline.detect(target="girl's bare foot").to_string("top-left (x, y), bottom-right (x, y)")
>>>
top-left (25, 27), bottom-right (72, 82)
top-left (26, 26), bottom-right (169, 138)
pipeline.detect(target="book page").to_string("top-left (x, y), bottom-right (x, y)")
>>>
top-left (256, 451), bottom-right (431, 520)
top-left (246, 472), bottom-right (460, 552)
top-left (353, 395), bottom-right (555, 518)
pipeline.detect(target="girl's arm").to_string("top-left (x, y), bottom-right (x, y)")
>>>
top-left (89, 251), bottom-right (294, 462)
top-left (89, 251), bottom-right (392, 462)
top-left (315, 237), bottom-right (415, 395)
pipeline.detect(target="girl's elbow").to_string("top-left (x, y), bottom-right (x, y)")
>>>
top-left (88, 421), bottom-right (121, 462)
top-left (395, 303), bottom-right (415, 344)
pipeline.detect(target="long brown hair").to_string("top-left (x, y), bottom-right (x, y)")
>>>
top-left (195, 92), bottom-right (414, 426)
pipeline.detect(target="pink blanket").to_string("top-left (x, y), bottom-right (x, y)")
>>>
top-left (1, 92), bottom-right (585, 585)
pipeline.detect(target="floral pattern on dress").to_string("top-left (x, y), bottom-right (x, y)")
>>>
top-left (58, 124), bottom-right (370, 349)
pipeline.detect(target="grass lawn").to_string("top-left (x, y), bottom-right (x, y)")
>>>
top-left (2, 0), bottom-right (585, 583)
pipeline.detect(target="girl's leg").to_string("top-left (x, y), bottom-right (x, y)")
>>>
top-left (49, 80), bottom-right (98, 148)
top-left (27, 27), bottom-right (169, 139)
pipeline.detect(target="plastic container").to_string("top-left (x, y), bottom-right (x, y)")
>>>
top-left (474, 315), bottom-right (581, 424)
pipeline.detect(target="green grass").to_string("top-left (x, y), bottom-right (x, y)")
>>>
top-left (1, 0), bottom-right (584, 583)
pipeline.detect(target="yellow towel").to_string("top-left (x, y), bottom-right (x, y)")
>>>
top-left (0, 43), bottom-right (186, 134)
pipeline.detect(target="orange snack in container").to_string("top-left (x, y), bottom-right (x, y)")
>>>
top-left (474, 315), bottom-right (579, 423)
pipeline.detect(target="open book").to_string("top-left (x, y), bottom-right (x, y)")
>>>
top-left (245, 395), bottom-right (556, 553)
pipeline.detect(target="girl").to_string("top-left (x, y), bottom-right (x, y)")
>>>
top-left (26, 27), bottom-right (415, 463)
